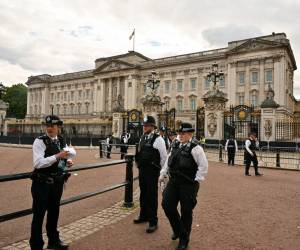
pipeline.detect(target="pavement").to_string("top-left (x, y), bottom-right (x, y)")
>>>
top-left (1, 146), bottom-right (300, 250)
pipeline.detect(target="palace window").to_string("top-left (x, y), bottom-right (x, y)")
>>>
top-left (51, 93), bottom-right (54, 102)
top-left (190, 79), bottom-right (196, 91)
top-left (239, 72), bottom-right (245, 85)
top-left (78, 105), bottom-right (81, 114)
top-left (71, 91), bottom-right (74, 100)
top-left (128, 82), bottom-right (132, 87)
top-left (205, 78), bottom-right (210, 88)
top-left (251, 72), bottom-right (258, 84)
top-left (86, 89), bottom-right (90, 99)
top-left (177, 80), bottom-right (183, 92)
top-left (177, 98), bottom-right (183, 111)
top-left (251, 93), bottom-right (258, 107)
top-left (219, 77), bottom-right (225, 87)
top-left (64, 92), bottom-right (67, 101)
top-left (165, 81), bottom-right (170, 93)
top-left (238, 94), bottom-right (245, 105)
top-left (190, 98), bottom-right (196, 111)
top-left (78, 90), bottom-right (82, 100)
top-left (57, 93), bottom-right (60, 101)
top-left (265, 70), bottom-right (273, 82)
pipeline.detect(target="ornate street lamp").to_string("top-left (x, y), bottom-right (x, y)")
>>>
top-left (207, 63), bottom-right (224, 88)
top-left (146, 70), bottom-right (160, 95)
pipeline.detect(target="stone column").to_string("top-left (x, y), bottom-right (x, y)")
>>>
top-left (260, 84), bottom-right (279, 142)
top-left (112, 112), bottom-right (124, 138)
top-left (26, 89), bottom-right (31, 117)
top-left (125, 75), bottom-right (137, 110)
top-left (203, 90), bottom-right (228, 140)
top-left (260, 108), bottom-right (276, 142)
top-left (107, 78), bottom-right (112, 112)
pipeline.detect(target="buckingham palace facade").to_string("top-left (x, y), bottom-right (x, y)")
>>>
top-left (13, 32), bottom-right (298, 138)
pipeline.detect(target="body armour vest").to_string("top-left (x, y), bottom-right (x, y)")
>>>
top-left (168, 140), bottom-right (198, 182)
top-left (34, 135), bottom-right (66, 175)
top-left (227, 139), bottom-right (235, 148)
top-left (137, 133), bottom-right (160, 168)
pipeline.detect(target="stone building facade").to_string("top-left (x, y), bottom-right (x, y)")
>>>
top-left (19, 32), bottom-right (297, 137)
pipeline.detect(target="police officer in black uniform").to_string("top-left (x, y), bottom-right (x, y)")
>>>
top-left (245, 132), bottom-right (262, 176)
top-left (120, 131), bottom-right (130, 159)
top-left (159, 123), bottom-right (208, 250)
top-left (134, 115), bottom-right (167, 233)
top-left (159, 126), bottom-right (170, 151)
top-left (106, 134), bottom-right (113, 159)
top-left (225, 135), bottom-right (238, 166)
top-left (30, 115), bottom-right (76, 250)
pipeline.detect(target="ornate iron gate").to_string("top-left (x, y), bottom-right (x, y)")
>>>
top-left (158, 108), bottom-right (176, 131)
top-left (123, 109), bottom-right (143, 142)
top-left (224, 105), bottom-right (260, 140)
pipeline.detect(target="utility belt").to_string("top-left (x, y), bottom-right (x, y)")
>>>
top-left (169, 170), bottom-right (195, 184)
top-left (227, 145), bottom-right (235, 148)
top-left (30, 172), bottom-right (71, 184)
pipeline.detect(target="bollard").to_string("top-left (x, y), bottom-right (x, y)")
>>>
top-left (219, 145), bottom-right (223, 162)
top-left (123, 154), bottom-right (134, 208)
top-left (276, 151), bottom-right (280, 167)
top-left (99, 140), bottom-right (103, 158)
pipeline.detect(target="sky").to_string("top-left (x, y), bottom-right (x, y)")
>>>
top-left (1, 0), bottom-right (300, 97)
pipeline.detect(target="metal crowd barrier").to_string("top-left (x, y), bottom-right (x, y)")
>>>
top-left (0, 154), bottom-right (136, 223)
top-left (204, 143), bottom-right (300, 170)
top-left (99, 141), bottom-right (138, 159)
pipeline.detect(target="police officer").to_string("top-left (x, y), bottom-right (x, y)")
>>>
top-left (159, 123), bottom-right (208, 250)
top-left (225, 135), bottom-right (238, 166)
top-left (159, 126), bottom-right (170, 151)
top-left (120, 131), bottom-right (130, 159)
top-left (134, 115), bottom-right (167, 233)
top-left (168, 130), bottom-right (178, 152)
top-left (106, 134), bottom-right (113, 159)
top-left (30, 115), bottom-right (76, 250)
top-left (245, 132), bottom-right (262, 176)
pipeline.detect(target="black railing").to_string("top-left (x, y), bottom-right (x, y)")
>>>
top-left (99, 141), bottom-right (138, 159)
top-left (0, 154), bottom-right (136, 223)
top-left (204, 143), bottom-right (300, 171)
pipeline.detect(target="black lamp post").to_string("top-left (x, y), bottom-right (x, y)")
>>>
top-left (207, 63), bottom-right (224, 88)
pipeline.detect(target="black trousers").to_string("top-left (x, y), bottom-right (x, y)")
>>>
top-left (30, 180), bottom-right (64, 250)
top-left (227, 148), bottom-right (236, 165)
top-left (162, 179), bottom-right (199, 241)
top-left (120, 146), bottom-right (128, 159)
top-left (107, 146), bottom-right (111, 158)
top-left (138, 166), bottom-right (160, 226)
top-left (245, 152), bottom-right (259, 175)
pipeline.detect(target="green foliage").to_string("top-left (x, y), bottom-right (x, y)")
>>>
top-left (2, 84), bottom-right (27, 119)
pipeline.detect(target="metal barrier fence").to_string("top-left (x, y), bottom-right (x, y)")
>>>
top-left (98, 141), bottom-right (138, 159)
top-left (204, 144), bottom-right (300, 170)
top-left (0, 155), bottom-right (136, 223)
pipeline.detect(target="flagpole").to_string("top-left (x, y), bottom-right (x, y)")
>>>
top-left (133, 30), bottom-right (135, 51)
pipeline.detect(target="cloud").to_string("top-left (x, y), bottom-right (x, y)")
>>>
top-left (0, 0), bottom-right (300, 99)
top-left (202, 24), bottom-right (263, 47)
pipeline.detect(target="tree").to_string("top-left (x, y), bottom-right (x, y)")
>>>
top-left (2, 84), bottom-right (27, 119)
top-left (0, 82), bottom-right (7, 99)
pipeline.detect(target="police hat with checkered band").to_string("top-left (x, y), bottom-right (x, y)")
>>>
top-left (43, 115), bottom-right (63, 126)
top-left (178, 122), bottom-right (195, 133)
top-left (142, 115), bottom-right (156, 127)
